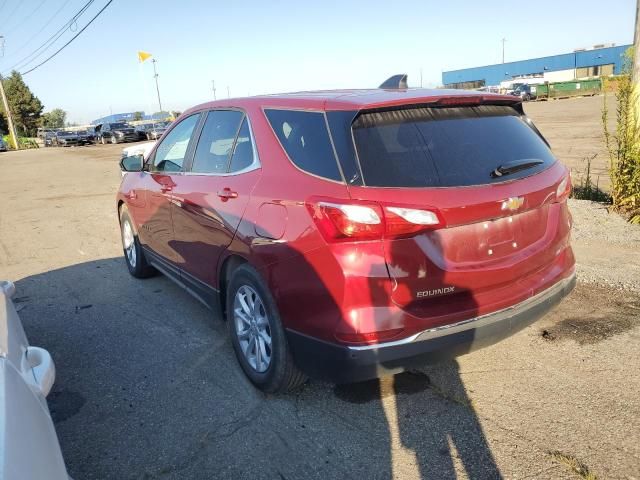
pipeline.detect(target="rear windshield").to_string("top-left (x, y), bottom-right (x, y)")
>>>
top-left (352, 105), bottom-right (555, 188)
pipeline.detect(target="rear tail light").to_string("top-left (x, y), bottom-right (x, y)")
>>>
top-left (555, 173), bottom-right (572, 202)
top-left (307, 199), bottom-right (444, 242)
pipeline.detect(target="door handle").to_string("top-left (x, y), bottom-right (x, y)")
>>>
top-left (160, 185), bottom-right (173, 193)
top-left (217, 188), bottom-right (238, 201)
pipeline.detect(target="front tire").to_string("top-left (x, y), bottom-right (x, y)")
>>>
top-left (119, 206), bottom-right (156, 278)
top-left (111, 135), bottom-right (118, 144)
top-left (227, 264), bottom-right (306, 393)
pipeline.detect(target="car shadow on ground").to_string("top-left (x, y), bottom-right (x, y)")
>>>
top-left (15, 256), bottom-right (501, 480)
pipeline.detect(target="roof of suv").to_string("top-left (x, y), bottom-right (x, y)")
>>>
top-left (184, 88), bottom-right (519, 115)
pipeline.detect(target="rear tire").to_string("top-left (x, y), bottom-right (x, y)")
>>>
top-left (111, 135), bottom-right (118, 144)
top-left (119, 206), bottom-right (156, 278)
top-left (227, 264), bottom-right (306, 393)
top-left (100, 136), bottom-right (105, 145)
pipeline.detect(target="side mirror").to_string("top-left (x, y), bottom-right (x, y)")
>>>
top-left (120, 154), bottom-right (144, 172)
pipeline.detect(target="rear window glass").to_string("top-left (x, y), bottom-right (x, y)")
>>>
top-left (352, 105), bottom-right (555, 188)
top-left (265, 109), bottom-right (342, 181)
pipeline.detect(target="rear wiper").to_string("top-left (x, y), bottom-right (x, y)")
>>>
top-left (491, 159), bottom-right (544, 178)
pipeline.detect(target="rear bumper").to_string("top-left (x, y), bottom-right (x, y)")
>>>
top-left (287, 272), bottom-right (576, 383)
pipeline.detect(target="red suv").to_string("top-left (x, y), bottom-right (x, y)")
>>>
top-left (117, 87), bottom-right (575, 392)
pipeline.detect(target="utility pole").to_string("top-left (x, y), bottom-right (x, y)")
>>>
top-left (211, 80), bottom-right (216, 100)
top-left (227, 86), bottom-right (230, 99)
top-left (0, 36), bottom-right (19, 150)
top-left (502, 38), bottom-right (507, 64)
top-left (420, 68), bottom-right (423, 88)
top-left (0, 75), bottom-right (18, 150)
top-left (152, 59), bottom-right (163, 113)
top-left (633, 0), bottom-right (640, 83)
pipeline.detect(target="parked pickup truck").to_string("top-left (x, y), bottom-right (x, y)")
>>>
top-left (0, 280), bottom-right (69, 479)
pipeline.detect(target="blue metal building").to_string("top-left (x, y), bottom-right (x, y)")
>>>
top-left (442, 44), bottom-right (631, 89)
top-left (91, 111), bottom-right (171, 125)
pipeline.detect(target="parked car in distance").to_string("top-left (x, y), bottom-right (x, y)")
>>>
top-left (136, 121), bottom-right (171, 141)
top-left (0, 137), bottom-right (7, 152)
top-left (53, 130), bottom-right (80, 147)
top-left (511, 84), bottom-right (536, 101)
top-left (77, 129), bottom-right (95, 145)
top-left (117, 84), bottom-right (575, 393)
top-left (95, 122), bottom-right (139, 144)
top-left (0, 280), bottom-right (69, 479)
top-left (37, 128), bottom-right (57, 147)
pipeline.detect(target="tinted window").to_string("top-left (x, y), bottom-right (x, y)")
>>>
top-left (229, 118), bottom-right (254, 172)
top-left (352, 105), bottom-right (555, 188)
top-left (191, 110), bottom-right (243, 174)
top-left (265, 109), bottom-right (341, 181)
top-left (152, 114), bottom-right (200, 172)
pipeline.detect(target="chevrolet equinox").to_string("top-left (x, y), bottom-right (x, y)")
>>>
top-left (117, 84), bottom-right (575, 392)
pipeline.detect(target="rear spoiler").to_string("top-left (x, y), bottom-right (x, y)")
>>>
top-left (379, 74), bottom-right (408, 89)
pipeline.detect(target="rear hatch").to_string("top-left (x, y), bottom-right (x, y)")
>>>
top-left (347, 101), bottom-right (573, 325)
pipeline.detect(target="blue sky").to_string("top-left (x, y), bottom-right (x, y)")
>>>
top-left (0, 0), bottom-right (635, 123)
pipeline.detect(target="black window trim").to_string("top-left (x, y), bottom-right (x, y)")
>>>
top-left (146, 112), bottom-right (204, 174)
top-left (184, 107), bottom-right (261, 177)
top-left (262, 106), bottom-right (346, 185)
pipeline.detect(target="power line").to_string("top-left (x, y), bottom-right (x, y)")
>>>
top-left (3, 0), bottom-right (73, 60)
top-left (2, 0), bottom-right (95, 74)
top-left (5, 0), bottom-right (49, 36)
top-left (2, 0), bottom-right (21, 27)
top-left (21, 0), bottom-right (114, 76)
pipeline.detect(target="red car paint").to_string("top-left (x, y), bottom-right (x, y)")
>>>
top-left (118, 88), bottom-right (574, 353)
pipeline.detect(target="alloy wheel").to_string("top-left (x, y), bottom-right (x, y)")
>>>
top-left (122, 220), bottom-right (136, 268)
top-left (233, 285), bottom-right (272, 373)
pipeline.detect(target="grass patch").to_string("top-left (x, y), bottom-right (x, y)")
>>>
top-left (570, 154), bottom-right (611, 203)
top-left (602, 49), bottom-right (640, 224)
top-left (548, 450), bottom-right (597, 480)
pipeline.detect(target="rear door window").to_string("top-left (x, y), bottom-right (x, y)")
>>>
top-left (228, 118), bottom-right (255, 173)
top-left (265, 109), bottom-right (342, 181)
top-left (352, 105), bottom-right (555, 187)
top-left (191, 110), bottom-right (244, 174)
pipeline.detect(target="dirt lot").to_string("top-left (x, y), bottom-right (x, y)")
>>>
top-left (1, 98), bottom-right (639, 480)
top-left (525, 94), bottom-right (615, 190)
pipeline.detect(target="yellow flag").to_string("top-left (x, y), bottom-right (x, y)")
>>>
top-left (138, 51), bottom-right (152, 63)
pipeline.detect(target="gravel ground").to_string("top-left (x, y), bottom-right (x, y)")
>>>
top-left (568, 198), bottom-right (640, 292)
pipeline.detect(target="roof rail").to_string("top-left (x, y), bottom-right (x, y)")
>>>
top-left (379, 74), bottom-right (408, 89)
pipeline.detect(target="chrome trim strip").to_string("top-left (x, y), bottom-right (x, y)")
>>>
top-left (347, 273), bottom-right (575, 351)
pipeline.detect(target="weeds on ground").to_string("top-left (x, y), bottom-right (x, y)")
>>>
top-left (602, 48), bottom-right (640, 224)
top-left (1, 134), bottom-right (38, 149)
top-left (570, 154), bottom-right (611, 203)
top-left (548, 450), bottom-right (598, 480)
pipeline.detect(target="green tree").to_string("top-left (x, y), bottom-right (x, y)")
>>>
top-left (41, 108), bottom-right (67, 129)
top-left (133, 111), bottom-right (143, 121)
top-left (0, 71), bottom-right (43, 137)
top-left (0, 111), bottom-right (7, 134)
top-left (603, 47), bottom-right (640, 223)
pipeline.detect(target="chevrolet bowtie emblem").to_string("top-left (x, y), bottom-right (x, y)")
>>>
top-left (501, 197), bottom-right (524, 211)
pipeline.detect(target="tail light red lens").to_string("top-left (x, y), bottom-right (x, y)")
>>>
top-left (307, 199), bottom-right (444, 242)
top-left (555, 172), bottom-right (572, 202)
top-left (308, 202), bottom-right (385, 241)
